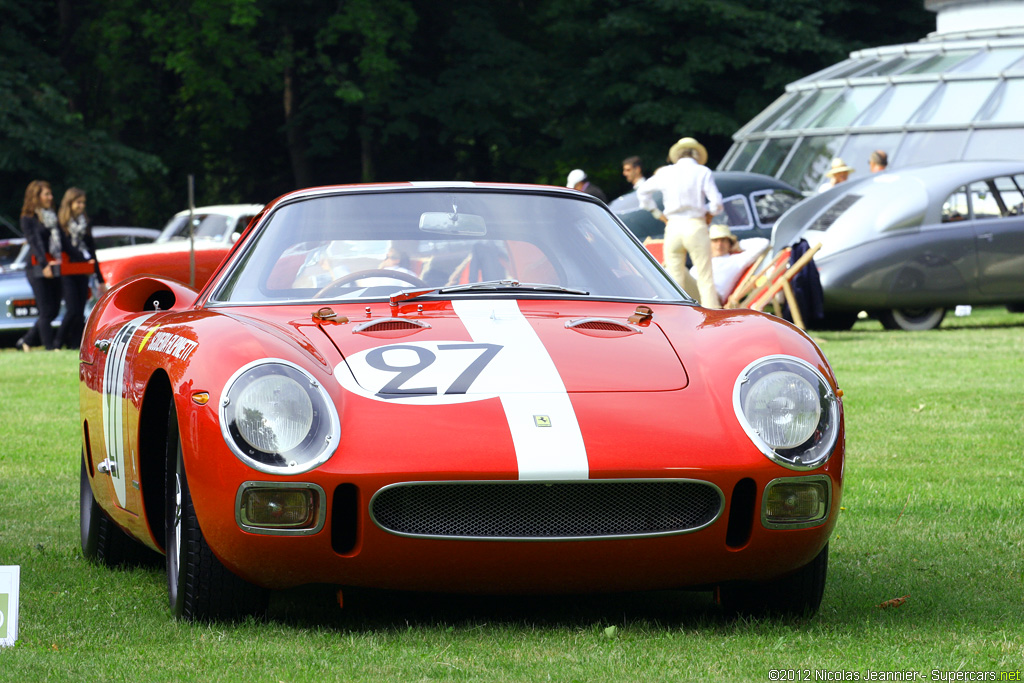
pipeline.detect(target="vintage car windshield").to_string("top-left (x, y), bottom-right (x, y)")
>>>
top-left (157, 213), bottom-right (233, 243)
top-left (211, 189), bottom-right (688, 304)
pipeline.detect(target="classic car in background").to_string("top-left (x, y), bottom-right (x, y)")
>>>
top-left (610, 171), bottom-right (805, 244)
top-left (1, 227), bottom-right (159, 334)
top-left (80, 182), bottom-right (844, 621)
top-left (96, 204), bottom-right (263, 290)
top-left (770, 160), bottom-right (1024, 330)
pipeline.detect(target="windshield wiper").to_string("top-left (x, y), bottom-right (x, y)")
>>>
top-left (442, 280), bottom-right (589, 295)
top-left (389, 279), bottom-right (589, 308)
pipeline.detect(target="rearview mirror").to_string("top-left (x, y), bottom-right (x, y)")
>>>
top-left (418, 212), bottom-right (487, 236)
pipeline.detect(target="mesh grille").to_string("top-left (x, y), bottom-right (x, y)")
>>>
top-left (360, 320), bottom-right (422, 331)
top-left (572, 321), bottom-right (631, 332)
top-left (371, 481), bottom-right (722, 539)
top-left (565, 319), bottom-right (638, 337)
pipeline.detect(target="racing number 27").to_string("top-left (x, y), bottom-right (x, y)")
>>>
top-left (365, 343), bottom-right (502, 398)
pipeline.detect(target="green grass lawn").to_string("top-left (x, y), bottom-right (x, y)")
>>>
top-left (1, 308), bottom-right (1023, 681)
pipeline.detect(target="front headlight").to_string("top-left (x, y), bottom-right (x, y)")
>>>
top-left (220, 359), bottom-right (340, 474)
top-left (734, 356), bottom-right (840, 470)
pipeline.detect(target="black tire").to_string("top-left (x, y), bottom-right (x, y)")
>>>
top-left (878, 307), bottom-right (946, 331)
top-left (165, 403), bottom-right (269, 621)
top-left (1007, 304), bottom-right (1024, 314)
top-left (718, 543), bottom-right (829, 618)
top-left (809, 311), bottom-right (858, 331)
top-left (80, 452), bottom-right (159, 568)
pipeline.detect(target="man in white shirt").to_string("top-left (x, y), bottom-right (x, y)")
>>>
top-left (636, 137), bottom-right (723, 308)
top-left (693, 224), bottom-right (770, 302)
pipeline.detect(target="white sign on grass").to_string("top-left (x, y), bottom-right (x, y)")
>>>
top-left (0, 565), bottom-right (20, 646)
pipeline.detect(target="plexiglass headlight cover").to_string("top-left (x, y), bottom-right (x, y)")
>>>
top-left (220, 359), bottom-right (340, 474)
top-left (733, 356), bottom-right (840, 471)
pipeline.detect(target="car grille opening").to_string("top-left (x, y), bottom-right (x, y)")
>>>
top-left (565, 318), bottom-right (640, 337)
top-left (370, 480), bottom-right (722, 540)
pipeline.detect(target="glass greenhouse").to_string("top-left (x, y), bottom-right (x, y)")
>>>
top-left (719, 1), bottom-right (1024, 193)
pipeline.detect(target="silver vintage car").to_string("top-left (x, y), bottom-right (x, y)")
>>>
top-left (771, 160), bottom-right (1024, 330)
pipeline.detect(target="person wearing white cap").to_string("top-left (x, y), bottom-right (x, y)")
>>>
top-left (818, 158), bottom-right (854, 193)
top-left (566, 169), bottom-right (608, 202)
top-left (635, 136), bottom-right (723, 308)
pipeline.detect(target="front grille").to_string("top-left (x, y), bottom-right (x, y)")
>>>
top-left (370, 480), bottom-right (722, 540)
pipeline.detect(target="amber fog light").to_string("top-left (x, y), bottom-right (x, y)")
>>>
top-left (762, 476), bottom-right (831, 530)
top-left (236, 482), bottom-right (326, 535)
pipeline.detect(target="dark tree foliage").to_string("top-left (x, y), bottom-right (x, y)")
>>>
top-left (1, 0), bottom-right (933, 226)
top-left (0, 0), bottom-right (163, 228)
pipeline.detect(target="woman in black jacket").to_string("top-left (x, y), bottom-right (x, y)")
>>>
top-left (56, 187), bottom-right (104, 349)
top-left (17, 180), bottom-right (62, 351)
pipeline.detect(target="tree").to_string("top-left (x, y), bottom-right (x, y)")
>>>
top-left (0, 0), bottom-right (163, 225)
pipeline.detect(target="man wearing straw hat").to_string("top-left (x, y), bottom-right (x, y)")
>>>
top-left (636, 136), bottom-right (723, 308)
top-left (818, 157), bottom-right (855, 192)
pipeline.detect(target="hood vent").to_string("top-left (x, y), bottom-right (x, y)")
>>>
top-left (565, 318), bottom-right (640, 338)
top-left (353, 317), bottom-right (431, 338)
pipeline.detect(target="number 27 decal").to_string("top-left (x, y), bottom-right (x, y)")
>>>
top-left (362, 343), bottom-right (502, 399)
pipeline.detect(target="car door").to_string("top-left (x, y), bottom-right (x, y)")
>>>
top-left (971, 175), bottom-right (1024, 297)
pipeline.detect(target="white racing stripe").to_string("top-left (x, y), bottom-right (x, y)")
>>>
top-left (100, 313), bottom-right (155, 507)
top-left (452, 299), bottom-right (589, 480)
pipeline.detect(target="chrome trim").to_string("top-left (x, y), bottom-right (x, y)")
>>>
top-left (218, 358), bottom-right (341, 475)
top-left (761, 474), bottom-right (833, 530)
top-left (564, 318), bottom-right (641, 333)
top-left (353, 317), bottom-right (431, 333)
top-left (368, 478), bottom-right (725, 542)
top-left (732, 355), bottom-right (840, 472)
top-left (235, 481), bottom-right (327, 536)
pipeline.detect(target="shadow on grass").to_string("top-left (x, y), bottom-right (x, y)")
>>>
top-left (267, 584), bottom-right (731, 631)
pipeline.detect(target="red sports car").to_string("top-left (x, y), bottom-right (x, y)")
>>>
top-left (78, 183), bottom-right (845, 621)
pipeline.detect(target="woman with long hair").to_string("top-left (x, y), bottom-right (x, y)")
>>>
top-left (17, 180), bottom-right (62, 351)
top-left (56, 187), bottom-right (104, 349)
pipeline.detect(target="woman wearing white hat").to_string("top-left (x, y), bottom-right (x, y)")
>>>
top-left (636, 137), bottom-right (723, 308)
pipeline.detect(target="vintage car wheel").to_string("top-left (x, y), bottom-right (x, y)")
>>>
top-left (717, 544), bottom-right (828, 617)
top-left (314, 268), bottom-right (426, 298)
top-left (80, 452), bottom-right (158, 567)
top-left (165, 405), bottom-right (269, 621)
top-left (878, 307), bottom-right (946, 331)
top-left (810, 311), bottom-right (858, 331)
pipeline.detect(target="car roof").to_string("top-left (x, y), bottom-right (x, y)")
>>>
top-left (770, 159), bottom-right (1024, 254)
top-left (172, 204), bottom-right (265, 218)
top-left (264, 182), bottom-right (602, 212)
top-left (713, 171), bottom-right (802, 197)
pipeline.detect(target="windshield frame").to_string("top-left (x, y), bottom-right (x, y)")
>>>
top-left (204, 186), bottom-right (695, 309)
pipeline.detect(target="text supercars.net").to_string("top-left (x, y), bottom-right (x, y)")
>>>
top-left (767, 670), bottom-right (1023, 681)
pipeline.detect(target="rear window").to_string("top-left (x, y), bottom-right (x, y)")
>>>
top-left (808, 194), bottom-right (862, 232)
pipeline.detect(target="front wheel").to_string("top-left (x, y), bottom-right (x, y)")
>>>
top-left (80, 452), bottom-right (158, 567)
top-left (717, 544), bottom-right (829, 618)
top-left (165, 403), bottom-right (268, 621)
top-left (878, 307), bottom-right (946, 331)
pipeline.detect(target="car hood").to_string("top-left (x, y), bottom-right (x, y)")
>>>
top-left (318, 299), bottom-right (689, 398)
top-left (96, 238), bottom-right (228, 261)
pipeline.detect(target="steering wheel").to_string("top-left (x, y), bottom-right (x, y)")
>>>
top-left (313, 268), bottom-right (427, 299)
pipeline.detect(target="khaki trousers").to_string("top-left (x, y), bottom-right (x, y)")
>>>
top-left (663, 216), bottom-right (721, 308)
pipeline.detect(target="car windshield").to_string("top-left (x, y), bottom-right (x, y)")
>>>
top-left (157, 213), bottom-right (232, 243)
top-left (754, 190), bottom-right (804, 225)
top-left (211, 189), bottom-right (687, 304)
